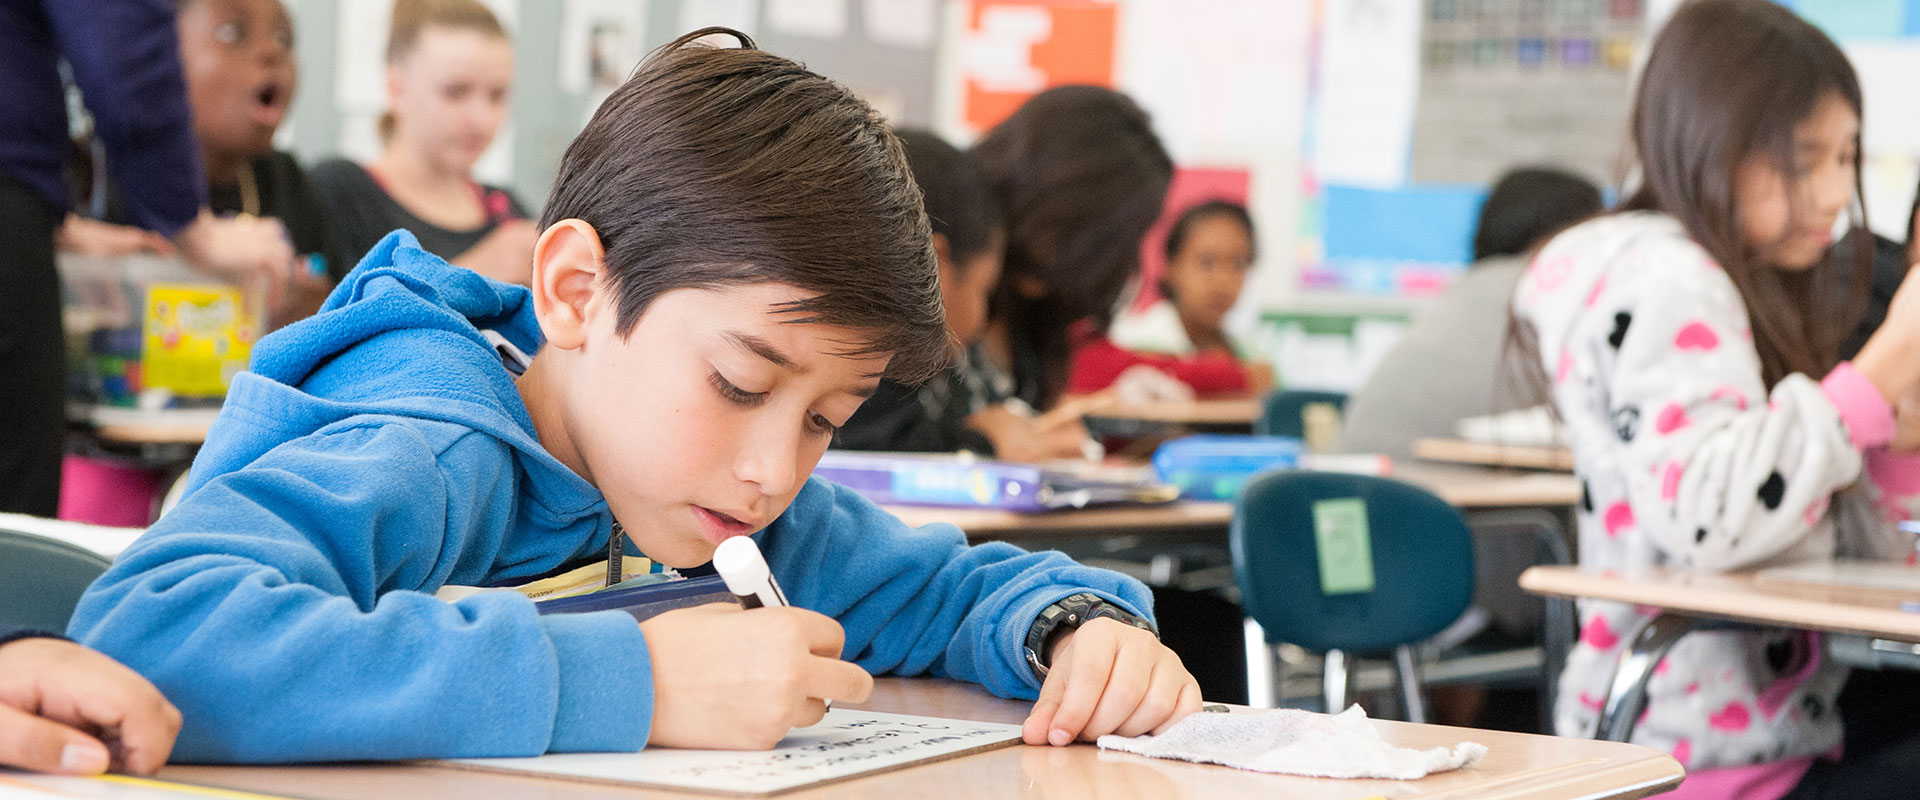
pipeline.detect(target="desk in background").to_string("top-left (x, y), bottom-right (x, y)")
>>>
top-left (1521, 563), bottom-right (1920, 740)
top-left (1413, 437), bottom-right (1574, 472)
top-left (80, 406), bottom-right (217, 449)
top-left (156, 677), bottom-right (1683, 800)
top-left (886, 463), bottom-right (1579, 547)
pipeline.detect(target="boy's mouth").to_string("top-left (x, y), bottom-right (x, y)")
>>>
top-left (693, 505), bottom-right (759, 546)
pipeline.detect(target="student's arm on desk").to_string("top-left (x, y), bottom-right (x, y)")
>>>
top-left (762, 480), bottom-right (1197, 742)
top-left (67, 421), bottom-right (648, 763)
top-left (1575, 249), bottom-right (1879, 570)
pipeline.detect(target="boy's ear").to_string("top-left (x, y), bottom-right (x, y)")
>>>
top-left (932, 233), bottom-right (960, 287)
top-left (931, 232), bottom-right (955, 273)
top-left (530, 219), bottom-right (608, 351)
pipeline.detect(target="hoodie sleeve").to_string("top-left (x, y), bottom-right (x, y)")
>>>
top-left (761, 479), bottom-right (1155, 699)
top-left (67, 420), bottom-right (649, 763)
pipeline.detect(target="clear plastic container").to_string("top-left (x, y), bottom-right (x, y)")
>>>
top-left (59, 252), bottom-right (264, 410)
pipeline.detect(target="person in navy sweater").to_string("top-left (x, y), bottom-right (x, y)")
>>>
top-left (71, 29), bottom-right (1199, 763)
top-left (1, 0), bottom-right (296, 515)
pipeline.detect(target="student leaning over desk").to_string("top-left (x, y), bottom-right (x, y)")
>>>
top-left (1512, 1), bottom-right (1920, 797)
top-left (68, 29), bottom-right (1199, 764)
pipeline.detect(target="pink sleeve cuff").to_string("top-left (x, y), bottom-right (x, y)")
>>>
top-left (1868, 449), bottom-right (1920, 498)
top-left (1821, 361), bottom-right (1896, 449)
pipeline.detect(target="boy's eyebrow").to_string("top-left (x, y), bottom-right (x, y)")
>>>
top-left (725, 332), bottom-right (803, 373)
top-left (724, 331), bottom-right (889, 391)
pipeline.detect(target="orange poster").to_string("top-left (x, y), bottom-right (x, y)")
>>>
top-left (962, 1), bottom-right (1118, 131)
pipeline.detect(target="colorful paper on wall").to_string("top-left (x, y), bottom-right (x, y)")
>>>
top-left (961, 0), bottom-right (1116, 131)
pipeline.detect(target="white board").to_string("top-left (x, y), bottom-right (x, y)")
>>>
top-left (444, 709), bottom-right (1023, 795)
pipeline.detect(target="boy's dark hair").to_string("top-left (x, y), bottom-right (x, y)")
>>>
top-left (540, 28), bottom-right (948, 383)
top-left (894, 129), bottom-right (1002, 273)
top-left (1471, 167), bottom-right (1603, 262)
top-left (971, 85), bottom-right (1171, 407)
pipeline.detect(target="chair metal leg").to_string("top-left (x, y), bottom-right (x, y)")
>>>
top-left (1394, 644), bottom-right (1428, 724)
top-left (1323, 649), bottom-right (1350, 713)
top-left (1597, 612), bottom-right (1699, 742)
top-left (1244, 618), bottom-right (1276, 708)
top-left (1461, 507), bottom-right (1574, 735)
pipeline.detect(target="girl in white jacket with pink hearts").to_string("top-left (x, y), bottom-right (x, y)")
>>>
top-left (1512, 2), bottom-right (1920, 798)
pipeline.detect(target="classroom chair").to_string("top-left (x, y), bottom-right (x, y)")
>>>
top-left (1232, 470), bottom-right (1474, 722)
top-left (1256, 389), bottom-right (1347, 440)
top-left (0, 526), bottom-right (112, 632)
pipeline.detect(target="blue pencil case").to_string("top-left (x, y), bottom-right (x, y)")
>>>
top-left (814, 450), bottom-right (1177, 511)
top-left (535, 574), bottom-right (735, 621)
top-left (1151, 434), bottom-right (1304, 500)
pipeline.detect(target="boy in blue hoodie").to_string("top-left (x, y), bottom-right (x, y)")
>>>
top-left (68, 28), bottom-right (1200, 764)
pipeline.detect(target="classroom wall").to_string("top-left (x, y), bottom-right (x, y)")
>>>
top-left (278, 0), bottom-right (1920, 345)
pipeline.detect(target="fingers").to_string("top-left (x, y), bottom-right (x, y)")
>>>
top-left (803, 655), bottom-right (873, 708)
top-left (32, 647), bottom-right (183, 775)
top-left (1082, 640), bottom-right (1152, 740)
top-left (1148, 680), bottom-right (1205, 736)
top-left (1079, 641), bottom-right (1154, 738)
top-left (785, 608), bottom-right (847, 660)
top-left (0, 704), bottom-right (110, 775)
top-left (1044, 632), bottom-right (1114, 746)
top-left (1022, 658), bottom-right (1071, 746)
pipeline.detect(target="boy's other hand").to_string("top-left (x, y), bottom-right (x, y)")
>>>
top-left (1021, 617), bottom-right (1201, 746)
top-left (640, 603), bottom-right (873, 750)
top-left (0, 637), bottom-right (181, 775)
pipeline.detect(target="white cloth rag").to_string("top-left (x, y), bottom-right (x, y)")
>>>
top-left (1096, 705), bottom-right (1487, 780)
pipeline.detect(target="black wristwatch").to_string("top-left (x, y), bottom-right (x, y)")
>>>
top-left (1023, 592), bottom-right (1157, 678)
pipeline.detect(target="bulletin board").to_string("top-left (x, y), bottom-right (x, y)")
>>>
top-left (1296, 0), bottom-right (1646, 298)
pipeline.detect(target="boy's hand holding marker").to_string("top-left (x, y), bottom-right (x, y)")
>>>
top-left (642, 537), bottom-right (871, 750)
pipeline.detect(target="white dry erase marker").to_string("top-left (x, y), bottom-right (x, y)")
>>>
top-left (714, 536), bottom-right (788, 609)
top-left (713, 536), bottom-right (828, 709)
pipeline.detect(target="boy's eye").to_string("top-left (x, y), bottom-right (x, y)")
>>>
top-left (709, 373), bottom-right (767, 406)
top-left (808, 412), bottom-right (840, 437)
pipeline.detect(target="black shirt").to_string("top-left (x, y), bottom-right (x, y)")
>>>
top-left (310, 158), bottom-right (529, 268)
top-left (837, 347), bottom-right (1001, 455)
top-left (212, 151), bottom-right (350, 281)
top-left (102, 150), bottom-right (348, 282)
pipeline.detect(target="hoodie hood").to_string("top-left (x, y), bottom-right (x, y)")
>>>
top-left (189, 230), bottom-right (601, 520)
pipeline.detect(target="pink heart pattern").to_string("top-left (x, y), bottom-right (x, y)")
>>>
top-left (1604, 502), bottom-right (1635, 538)
top-left (1707, 702), bottom-right (1751, 732)
top-left (1655, 404), bottom-right (1689, 434)
top-left (1581, 615), bottom-right (1620, 650)
top-left (1674, 321), bottom-right (1719, 351)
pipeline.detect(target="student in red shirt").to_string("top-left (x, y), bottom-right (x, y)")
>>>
top-left (1070, 201), bottom-right (1268, 398)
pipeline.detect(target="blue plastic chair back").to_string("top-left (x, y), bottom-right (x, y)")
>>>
top-left (1231, 470), bottom-right (1474, 655)
top-left (0, 528), bottom-right (112, 633)
top-left (1257, 390), bottom-right (1347, 438)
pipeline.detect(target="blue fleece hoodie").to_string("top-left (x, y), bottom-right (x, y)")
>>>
top-left (68, 232), bottom-right (1154, 763)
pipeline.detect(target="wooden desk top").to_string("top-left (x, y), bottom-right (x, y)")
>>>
top-left (886, 464), bottom-right (1580, 540)
top-left (1413, 438), bottom-right (1575, 472)
top-left (157, 678), bottom-right (1681, 800)
top-left (82, 407), bottom-right (218, 446)
top-left (1520, 564), bottom-right (1920, 642)
top-left (1087, 397), bottom-right (1262, 427)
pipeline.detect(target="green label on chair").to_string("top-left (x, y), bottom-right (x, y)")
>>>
top-left (1312, 498), bottom-right (1375, 595)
